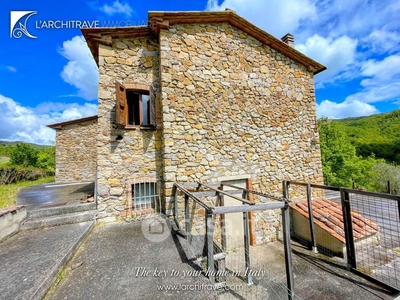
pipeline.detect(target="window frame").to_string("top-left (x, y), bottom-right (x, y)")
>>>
top-left (115, 82), bottom-right (158, 129)
top-left (132, 181), bottom-right (158, 211)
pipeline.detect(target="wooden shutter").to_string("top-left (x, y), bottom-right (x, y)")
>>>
top-left (115, 82), bottom-right (127, 127)
top-left (149, 83), bottom-right (159, 127)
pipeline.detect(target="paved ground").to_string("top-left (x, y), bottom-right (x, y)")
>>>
top-left (1, 183), bottom-right (399, 299)
top-left (17, 181), bottom-right (94, 210)
top-left (45, 219), bottom-right (217, 300)
top-left (43, 218), bottom-right (399, 300)
top-left (0, 221), bottom-right (93, 300)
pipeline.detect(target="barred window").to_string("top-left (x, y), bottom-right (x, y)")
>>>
top-left (132, 181), bottom-right (158, 210)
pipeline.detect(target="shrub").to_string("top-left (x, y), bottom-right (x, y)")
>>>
top-left (10, 143), bottom-right (39, 167)
top-left (0, 165), bottom-right (55, 185)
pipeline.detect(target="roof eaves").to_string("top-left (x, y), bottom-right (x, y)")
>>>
top-left (47, 115), bottom-right (98, 129)
top-left (148, 11), bottom-right (326, 74)
top-left (81, 10), bottom-right (326, 74)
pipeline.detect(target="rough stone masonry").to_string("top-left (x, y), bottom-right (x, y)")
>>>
top-left (52, 11), bottom-right (325, 244)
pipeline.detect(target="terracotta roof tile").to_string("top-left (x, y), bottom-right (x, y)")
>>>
top-left (291, 198), bottom-right (379, 243)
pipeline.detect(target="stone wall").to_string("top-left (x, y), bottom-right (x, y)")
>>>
top-left (0, 205), bottom-right (27, 242)
top-left (159, 22), bottom-right (323, 243)
top-left (96, 37), bottom-right (163, 220)
top-left (55, 118), bottom-right (97, 183)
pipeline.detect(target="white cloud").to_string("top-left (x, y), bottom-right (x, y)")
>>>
top-left (361, 55), bottom-right (400, 84)
top-left (206, 0), bottom-right (317, 38)
top-left (296, 34), bottom-right (358, 84)
top-left (0, 94), bottom-right (97, 145)
top-left (344, 55), bottom-right (400, 104)
top-left (317, 99), bottom-right (378, 119)
top-left (100, 0), bottom-right (134, 17)
top-left (345, 82), bottom-right (400, 105)
top-left (303, 0), bottom-right (400, 40)
top-left (0, 65), bottom-right (17, 73)
top-left (364, 30), bottom-right (400, 54)
top-left (7, 66), bottom-right (16, 72)
top-left (59, 36), bottom-right (98, 100)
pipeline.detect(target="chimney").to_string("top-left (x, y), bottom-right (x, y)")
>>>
top-left (225, 8), bottom-right (236, 13)
top-left (281, 33), bottom-right (295, 47)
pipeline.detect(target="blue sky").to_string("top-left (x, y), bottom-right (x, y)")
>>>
top-left (1, 0), bottom-right (399, 145)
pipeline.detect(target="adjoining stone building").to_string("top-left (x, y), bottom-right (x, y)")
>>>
top-left (48, 10), bottom-right (326, 243)
top-left (48, 116), bottom-right (98, 183)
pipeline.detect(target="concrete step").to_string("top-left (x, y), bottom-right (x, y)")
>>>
top-left (21, 210), bottom-right (96, 231)
top-left (28, 202), bottom-right (96, 219)
top-left (0, 221), bottom-right (95, 300)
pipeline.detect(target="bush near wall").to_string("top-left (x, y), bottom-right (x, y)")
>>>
top-left (0, 165), bottom-right (55, 185)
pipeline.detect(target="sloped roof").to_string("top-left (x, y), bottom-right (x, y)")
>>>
top-left (291, 199), bottom-right (379, 242)
top-left (81, 10), bottom-right (326, 74)
top-left (47, 115), bottom-right (98, 129)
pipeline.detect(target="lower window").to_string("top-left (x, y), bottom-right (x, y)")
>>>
top-left (132, 181), bottom-right (158, 211)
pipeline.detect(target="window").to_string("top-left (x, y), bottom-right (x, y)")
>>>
top-left (132, 181), bottom-right (159, 211)
top-left (127, 91), bottom-right (150, 126)
top-left (115, 82), bottom-right (158, 128)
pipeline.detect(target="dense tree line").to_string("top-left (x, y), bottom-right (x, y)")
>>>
top-left (334, 110), bottom-right (400, 164)
top-left (318, 118), bottom-right (399, 194)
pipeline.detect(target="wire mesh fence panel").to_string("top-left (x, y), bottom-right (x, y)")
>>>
top-left (173, 183), bottom-right (300, 299)
top-left (286, 183), bottom-right (346, 260)
top-left (217, 235), bottom-right (302, 300)
top-left (347, 191), bottom-right (400, 290)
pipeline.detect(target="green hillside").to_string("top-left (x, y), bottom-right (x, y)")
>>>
top-left (332, 110), bottom-right (400, 163)
top-left (0, 141), bottom-right (52, 158)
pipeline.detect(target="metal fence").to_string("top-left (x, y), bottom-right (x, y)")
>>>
top-left (344, 189), bottom-right (400, 290)
top-left (172, 182), bottom-right (301, 299)
top-left (283, 180), bottom-right (400, 292)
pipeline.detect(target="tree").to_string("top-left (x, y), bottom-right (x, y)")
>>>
top-left (370, 163), bottom-right (400, 194)
top-left (37, 147), bottom-right (55, 170)
top-left (10, 143), bottom-right (39, 167)
top-left (318, 119), bottom-right (380, 188)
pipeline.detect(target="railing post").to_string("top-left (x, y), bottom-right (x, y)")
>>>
top-left (306, 184), bottom-right (318, 253)
top-left (340, 188), bottom-right (356, 270)
top-left (94, 169), bottom-right (98, 208)
top-left (388, 180), bottom-right (391, 194)
top-left (219, 184), bottom-right (227, 251)
top-left (184, 194), bottom-right (191, 242)
top-left (206, 212), bottom-right (215, 285)
top-left (242, 190), bottom-right (253, 285)
top-left (173, 184), bottom-right (178, 228)
top-left (282, 201), bottom-right (294, 300)
top-left (283, 180), bottom-right (289, 200)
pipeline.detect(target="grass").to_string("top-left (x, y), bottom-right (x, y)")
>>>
top-left (0, 176), bottom-right (54, 209)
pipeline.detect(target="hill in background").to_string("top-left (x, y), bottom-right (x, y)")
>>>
top-left (332, 110), bottom-right (400, 164)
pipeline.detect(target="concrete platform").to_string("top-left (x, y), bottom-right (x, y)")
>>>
top-left (45, 220), bottom-right (217, 300)
top-left (0, 221), bottom-right (94, 300)
top-left (45, 220), bottom-right (400, 300)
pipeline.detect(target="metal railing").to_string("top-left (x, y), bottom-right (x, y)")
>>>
top-left (173, 181), bottom-right (297, 299)
top-left (283, 180), bottom-right (400, 292)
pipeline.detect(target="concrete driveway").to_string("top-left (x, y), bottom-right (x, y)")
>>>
top-left (17, 181), bottom-right (94, 211)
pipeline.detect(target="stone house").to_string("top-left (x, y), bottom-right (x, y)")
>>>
top-left (48, 10), bottom-right (326, 242)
